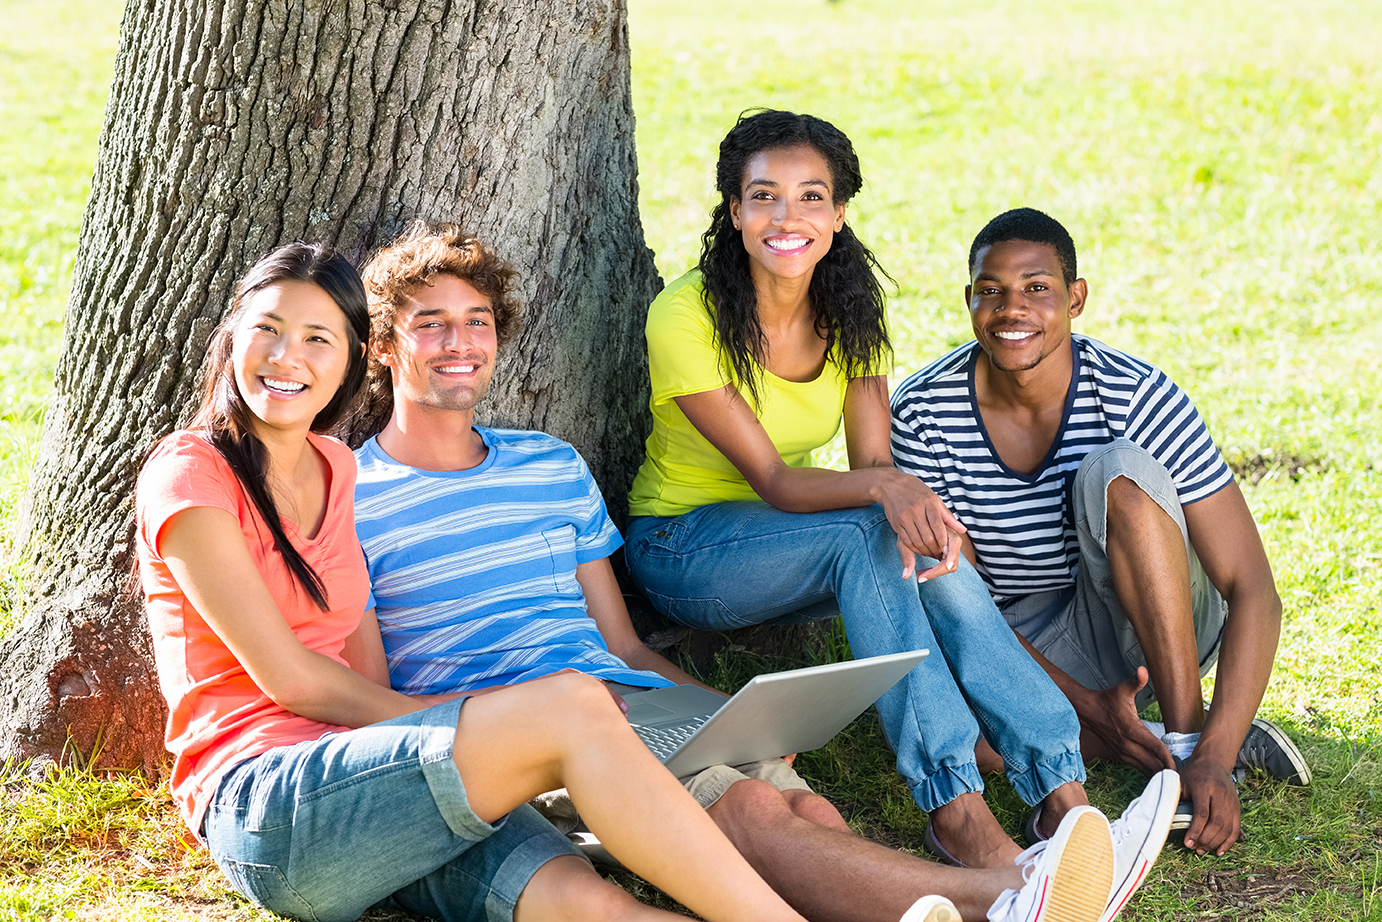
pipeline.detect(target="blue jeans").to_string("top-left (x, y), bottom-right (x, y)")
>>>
top-left (201, 697), bottom-right (581, 922)
top-left (624, 502), bottom-right (1085, 812)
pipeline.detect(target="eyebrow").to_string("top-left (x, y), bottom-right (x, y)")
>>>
top-left (974, 268), bottom-right (1057, 282)
top-left (406, 303), bottom-right (494, 319)
top-left (260, 311), bottom-right (337, 332)
top-left (744, 177), bottom-right (831, 191)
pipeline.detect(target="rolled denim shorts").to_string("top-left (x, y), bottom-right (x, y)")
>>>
top-left (202, 697), bottom-right (582, 922)
top-left (1000, 439), bottom-right (1227, 709)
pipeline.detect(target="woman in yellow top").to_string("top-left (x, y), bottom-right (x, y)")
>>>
top-left (625, 110), bottom-right (1102, 871)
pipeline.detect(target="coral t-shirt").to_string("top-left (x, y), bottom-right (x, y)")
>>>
top-left (135, 431), bottom-right (370, 835)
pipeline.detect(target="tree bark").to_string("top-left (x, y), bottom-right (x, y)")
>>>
top-left (1, 0), bottom-right (659, 772)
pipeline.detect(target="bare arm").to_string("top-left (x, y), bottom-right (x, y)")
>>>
top-left (161, 506), bottom-right (444, 727)
top-left (1179, 481), bottom-right (1282, 854)
top-left (673, 375), bottom-right (963, 579)
top-left (339, 607), bottom-right (392, 688)
top-left (575, 557), bottom-right (723, 695)
top-left (1185, 481), bottom-right (1281, 768)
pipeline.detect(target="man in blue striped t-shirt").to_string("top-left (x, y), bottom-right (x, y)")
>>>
top-left (891, 209), bottom-right (1308, 858)
top-left (348, 220), bottom-right (1157, 922)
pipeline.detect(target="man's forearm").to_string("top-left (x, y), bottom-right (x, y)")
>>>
top-left (618, 643), bottom-right (726, 696)
top-left (1193, 593), bottom-right (1281, 771)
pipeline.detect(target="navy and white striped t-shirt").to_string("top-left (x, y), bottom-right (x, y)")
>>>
top-left (354, 427), bottom-right (673, 695)
top-left (890, 335), bottom-right (1233, 602)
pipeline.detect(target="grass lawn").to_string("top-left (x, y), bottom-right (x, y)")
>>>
top-left (4, 0), bottom-right (1381, 919)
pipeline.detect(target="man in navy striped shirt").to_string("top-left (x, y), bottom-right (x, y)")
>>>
top-left (349, 220), bottom-right (1169, 922)
top-left (891, 209), bottom-right (1309, 858)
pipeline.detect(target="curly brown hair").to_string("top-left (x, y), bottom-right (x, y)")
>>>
top-left (358, 220), bottom-right (523, 419)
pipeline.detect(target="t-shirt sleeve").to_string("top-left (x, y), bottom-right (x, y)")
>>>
top-left (889, 375), bottom-right (956, 505)
top-left (569, 447), bottom-right (624, 561)
top-left (1123, 371), bottom-right (1235, 504)
top-left (890, 411), bottom-right (950, 501)
top-left (137, 434), bottom-right (244, 559)
top-left (645, 277), bottom-right (731, 406)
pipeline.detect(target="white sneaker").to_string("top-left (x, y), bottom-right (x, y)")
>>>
top-left (901, 894), bottom-right (960, 922)
top-left (987, 805), bottom-right (1113, 922)
top-left (1100, 770), bottom-right (1179, 922)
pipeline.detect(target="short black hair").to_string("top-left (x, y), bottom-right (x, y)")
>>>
top-left (968, 208), bottom-right (1078, 287)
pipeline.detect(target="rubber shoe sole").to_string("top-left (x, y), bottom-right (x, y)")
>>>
top-left (1028, 808), bottom-right (1114, 922)
top-left (1168, 800), bottom-right (1193, 834)
top-left (899, 895), bottom-right (960, 922)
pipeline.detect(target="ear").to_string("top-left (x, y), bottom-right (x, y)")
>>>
top-left (834, 202), bottom-right (847, 233)
top-left (372, 338), bottom-right (394, 367)
top-left (1068, 278), bottom-right (1089, 319)
top-left (964, 283), bottom-right (973, 308)
top-left (729, 196), bottom-right (742, 230)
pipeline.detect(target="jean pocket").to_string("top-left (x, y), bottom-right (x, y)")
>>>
top-left (630, 519), bottom-right (689, 558)
top-left (642, 586), bottom-right (749, 630)
top-left (219, 859), bottom-right (318, 920)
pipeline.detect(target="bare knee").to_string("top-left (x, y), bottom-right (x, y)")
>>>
top-left (708, 778), bottom-right (794, 841)
top-left (531, 671), bottom-right (626, 728)
top-left (781, 787), bottom-right (851, 831)
top-left (1106, 476), bottom-right (1173, 529)
top-left (709, 779), bottom-right (851, 842)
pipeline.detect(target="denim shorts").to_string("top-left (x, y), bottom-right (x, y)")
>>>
top-left (201, 697), bottom-right (582, 922)
top-left (999, 439), bottom-right (1227, 708)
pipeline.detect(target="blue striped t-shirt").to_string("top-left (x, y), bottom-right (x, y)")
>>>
top-left (354, 427), bottom-right (674, 695)
top-left (889, 335), bottom-right (1233, 602)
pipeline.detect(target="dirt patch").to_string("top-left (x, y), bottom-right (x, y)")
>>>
top-left (1181, 864), bottom-right (1320, 916)
top-left (1229, 453), bottom-right (1325, 486)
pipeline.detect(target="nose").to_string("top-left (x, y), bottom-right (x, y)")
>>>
top-left (268, 336), bottom-right (303, 366)
top-left (996, 290), bottom-right (1028, 314)
top-left (441, 322), bottom-right (468, 352)
top-left (771, 196), bottom-right (795, 227)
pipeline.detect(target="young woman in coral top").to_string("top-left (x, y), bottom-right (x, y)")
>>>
top-left (135, 242), bottom-right (825, 922)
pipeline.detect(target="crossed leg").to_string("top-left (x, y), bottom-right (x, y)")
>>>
top-left (707, 778), bottom-right (1026, 922)
top-left (451, 671), bottom-right (809, 922)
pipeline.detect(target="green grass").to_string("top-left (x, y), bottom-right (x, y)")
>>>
top-left (4, 0), bottom-right (1382, 918)
top-left (0, 0), bottom-right (124, 635)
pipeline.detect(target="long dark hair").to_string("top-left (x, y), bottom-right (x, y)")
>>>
top-left (190, 243), bottom-right (369, 611)
top-left (699, 109), bottom-right (892, 408)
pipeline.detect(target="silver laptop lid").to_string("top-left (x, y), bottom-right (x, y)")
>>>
top-left (624, 649), bottom-right (929, 777)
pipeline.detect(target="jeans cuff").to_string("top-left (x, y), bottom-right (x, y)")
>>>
top-left (418, 697), bottom-right (501, 840)
top-left (1005, 749), bottom-right (1088, 807)
top-left (483, 826), bottom-right (590, 922)
top-left (906, 761), bottom-right (985, 813)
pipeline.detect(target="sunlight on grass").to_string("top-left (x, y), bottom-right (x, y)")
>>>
top-left (1, 0), bottom-right (1379, 917)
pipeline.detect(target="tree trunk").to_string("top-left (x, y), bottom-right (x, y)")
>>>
top-left (1, 0), bottom-right (660, 773)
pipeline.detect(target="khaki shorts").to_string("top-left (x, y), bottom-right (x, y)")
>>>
top-left (532, 756), bottom-right (811, 833)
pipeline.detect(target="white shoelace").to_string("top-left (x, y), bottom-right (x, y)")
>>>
top-left (985, 840), bottom-right (1052, 922)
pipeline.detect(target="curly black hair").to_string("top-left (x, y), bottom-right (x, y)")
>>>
top-left (698, 109), bottom-right (892, 409)
top-left (968, 208), bottom-right (1078, 287)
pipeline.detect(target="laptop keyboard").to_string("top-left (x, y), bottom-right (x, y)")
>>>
top-left (633, 715), bottom-right (710, 759)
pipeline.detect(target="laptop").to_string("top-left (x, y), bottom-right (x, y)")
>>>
top-left (621, 649), bottom-right (928, 777)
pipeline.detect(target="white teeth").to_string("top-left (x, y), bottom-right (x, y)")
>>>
top-left (438, 365), bottom-right (477, 374)
top-left (995, 331), bottom-right (1034, 340)
top-left (262, 377), bottom-right (306, 393)
top-left (766, 236), bottom-right (809, 250)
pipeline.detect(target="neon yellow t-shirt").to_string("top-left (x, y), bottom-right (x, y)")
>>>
top-left (628, 271), bottom-right (848, 517)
